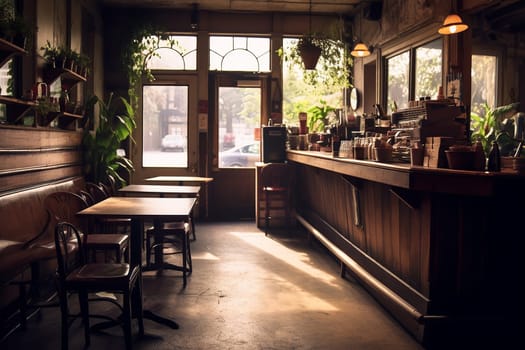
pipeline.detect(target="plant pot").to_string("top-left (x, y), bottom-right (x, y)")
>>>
top-left (299, 42), bottom-right (321, 70)
top-left (445, 150), bottom-right (475, 170)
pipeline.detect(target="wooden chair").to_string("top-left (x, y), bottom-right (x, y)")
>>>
top-left (44, 191), bottom-right (129, 263)
top-left (260, 163), bottom-right (293, 235)
top-left (144, 220), bottom-right (193, 286)
top-left (85, 182), bottom-right (131, 234)
top-left (54, 221), bottom-right (143, 350)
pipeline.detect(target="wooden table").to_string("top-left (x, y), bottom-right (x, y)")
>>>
top-left (119, 184), bottom-right (200, 240)
top-left (118, 184), bottom-right (200, 198)
top-left (145, 176), bottom-right (213, 218)
top-left (77, 196), bottom-right (197, 329)
top-left (145, 176), bottom-right (214, 186)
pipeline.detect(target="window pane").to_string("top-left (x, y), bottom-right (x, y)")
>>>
top-left (471, 54), bottom-right (496, 115)
top-left (142, 85), bottom-right (188, 168)
top-left (0, 59), bottom-right (13, 122)
top-left (218, 87), bottom-right (261, 168)
top-left (415, 39), bottom-right (442, 100)
top-left (146, 35), bottom-right (197, 70)
top-left (209, 36), bottom-right (270, 72)
top-left (281, 38), bottom-right (344, 127)
top-left (387, 51), bottom-right (410, 114)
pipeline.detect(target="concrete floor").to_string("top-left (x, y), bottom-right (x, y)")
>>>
top-left (3, 222), bottom-right (424, 350)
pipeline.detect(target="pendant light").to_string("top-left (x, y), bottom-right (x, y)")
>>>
top-left (438, 0), bottom-right (469, 35)
top-left (351, 42), bottom-right (371, 57)
top-left (350, 14), bottom-right (370, 58)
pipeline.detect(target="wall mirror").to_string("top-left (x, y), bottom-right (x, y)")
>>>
top-left (350, 87), bottom-right (359, 111)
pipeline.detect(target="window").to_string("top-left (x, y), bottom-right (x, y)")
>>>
top-left (386, 38), bottom-right (442, 114)
top-left (281, 38), bottom-right (344, 127)
top-left (0, 59), bottom-right (13, 121)
top-left (209, 36), bottom-right (270, 72)
top-left (218, 86), bottom-right (261, 168)
top-left (142, 85), bottom-right (189, 168)
top-left (146, 35), bottom-right (197, 70)
top-left (386, 51), bottom-right (410, 112)
top-left (471, 54), bottom-right (497, 115)
top-left (141, 35), bottom-right (197, 169)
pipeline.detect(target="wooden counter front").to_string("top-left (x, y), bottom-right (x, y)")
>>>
top-left (287, 150), bottom-right (525, 348)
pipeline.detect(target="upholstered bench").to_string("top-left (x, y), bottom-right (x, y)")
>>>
top-left (0, 176), bottom-right (86, 338)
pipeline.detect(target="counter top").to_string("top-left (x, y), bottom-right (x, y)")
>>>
top-left (287, 150), bottom-right (524, 197)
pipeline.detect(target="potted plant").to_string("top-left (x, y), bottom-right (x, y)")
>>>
top-left (0, 1), bottom-right (33, 51)
top-left (297, 35), bottom-right (322, 69)
top-left (307, 100), bottom-right (337, 133)
top-left (470, 102), bottom-right (520, 157)
top-left (77, 52), bottom-right (91, 78)
top-left (278, 33), bottom-right (351, 89)
top-left (82, 92), bottom-right (136, 186)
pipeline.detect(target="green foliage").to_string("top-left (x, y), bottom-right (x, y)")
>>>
top-left (0, 1), bottom-right (33, 50)
top-left (122, 26), bottom-right (179, 112)
top-left (470, 102), bottom-right (520, 156)
top-left (82, 93), bottom-right (136, 186)
top-left (277, 35), bottom-right (352, 90)
top-left (307, 100), bottom-right (337, 133)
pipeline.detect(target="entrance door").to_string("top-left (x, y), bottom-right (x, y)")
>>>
top-left (132, 74), bottom-right (198, 183)
top-left (208, 73), bottom-right (270, 220)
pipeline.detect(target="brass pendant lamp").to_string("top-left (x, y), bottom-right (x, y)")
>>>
top-left (351, 42), bottom-right (371, 57)
top-left (350, 13), bottom-right (370, 58)
top-left (438, 1), bottom-right (469, 35)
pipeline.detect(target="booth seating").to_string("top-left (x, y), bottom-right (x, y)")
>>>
top-left (0, 177), bottom-right (86, 339)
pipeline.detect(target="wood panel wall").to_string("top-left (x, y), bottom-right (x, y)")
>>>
top-left (0, 125), bottom-right (83, 194)
top-left (295, 164), bottom-right (430, 306)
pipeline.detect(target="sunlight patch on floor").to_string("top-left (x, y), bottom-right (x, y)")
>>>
top-left (192, 251), bottom-right (220, 260)
top-left (228, 231), bottom-right (339, 287)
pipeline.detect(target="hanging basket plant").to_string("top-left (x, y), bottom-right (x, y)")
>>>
top-left (278, 33), bottom-right (352, 89)
top-left (298, 38), bottom-right (322, 70)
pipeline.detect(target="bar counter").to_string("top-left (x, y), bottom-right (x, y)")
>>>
top-left (287, 150), bottom-right (525, 347)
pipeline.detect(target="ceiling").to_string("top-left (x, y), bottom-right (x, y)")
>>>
top-left (99, 0), bottom-right (525, 34)
top-left (99, 0), bottom-right (366, 15)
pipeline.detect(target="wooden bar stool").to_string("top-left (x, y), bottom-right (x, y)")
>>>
top-left (260, 163), bottom-right (292, 235)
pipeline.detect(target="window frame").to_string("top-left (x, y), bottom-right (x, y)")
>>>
top-left (381, 31), bottom-right (443, 113)
top-left (471, 46), bottom-right (501, 109)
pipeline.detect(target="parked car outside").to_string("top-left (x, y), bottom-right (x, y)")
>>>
top-left (222, 132), bottom-right (236, 151)
top-left (220, 142), bottom-right (260, 167)
top-left (161, 134), bottom-right (186, 152)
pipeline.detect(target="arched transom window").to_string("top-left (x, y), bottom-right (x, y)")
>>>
top-left (209, 36), bottom-right (270, 72)
top-left (146, 35), bottom-right (197, 70)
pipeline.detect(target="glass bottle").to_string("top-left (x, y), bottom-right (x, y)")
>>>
top-left (473, 141), bottom-right (486, 171)
top-left (487, 141), bottom-right (500, 172)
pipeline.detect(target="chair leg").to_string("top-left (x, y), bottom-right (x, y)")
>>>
top-left (78, 290), bottom-right (90, 347)
top-left (190, 214), bottom-right (196, 241)
top-left (58, 289), bottom-right (69, 350)
top-left (182, 233), bottom-right (188, 286)
top-left (134, 278), bottom-right (144, 337)
top-left (132, 284), bottom-right (144, 337)
top-left (123, 291), bottom-right (133, 350)
top-left (264, 192), bottom-right (270, 236)
top-left (187, 232), bottom-right (193, 274)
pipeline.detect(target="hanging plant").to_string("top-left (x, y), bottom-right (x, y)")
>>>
top-left (297, 37), bottom-right (322, 69)
top-left (278, 33), bottom-right (352, 89)
top-left (122, 24), bottom-right (178, 113)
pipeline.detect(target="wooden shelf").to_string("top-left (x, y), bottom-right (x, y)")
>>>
top-left (0, 95), bottom-right (36, 124)
top-left (0, 38), bottom-right (27, 67)
top-left (39, 111), bottom-right (83, 130)
top-left (43, 67), bottom-right (87, 92)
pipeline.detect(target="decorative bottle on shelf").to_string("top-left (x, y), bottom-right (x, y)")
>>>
top-left (59, 90), bottom-right (69, 112)
top-left (487, 141), bottom-right (501, 172)
top-left (473, 141), bottom-right (486, 171)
